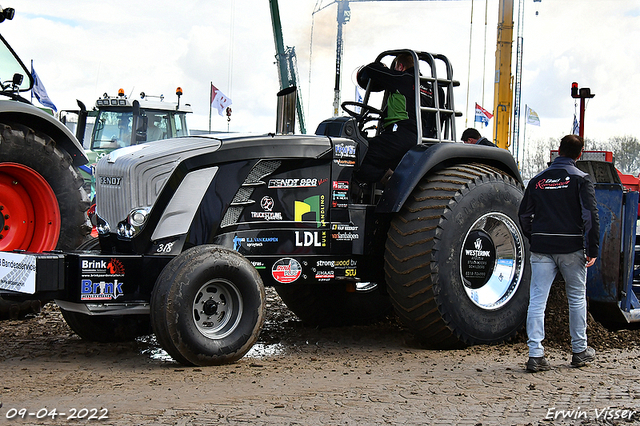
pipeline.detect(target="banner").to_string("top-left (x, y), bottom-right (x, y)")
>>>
top-left (211, 83), bottom-right (232, 116)
top-left (31, 65), bottom-right (57, 112)
top-left (474, 103), bottom-right (493, 127)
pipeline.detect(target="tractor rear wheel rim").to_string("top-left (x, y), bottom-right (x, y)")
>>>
top-left (0, 162), bottom-right (60, 252)
top-left (459, 212), bottom-right (525, 310)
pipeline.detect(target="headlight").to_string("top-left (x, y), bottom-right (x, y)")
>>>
top-left (115, 208), bottom-right (150, 238)
top-left (129, 208), bottom-right (149, 227)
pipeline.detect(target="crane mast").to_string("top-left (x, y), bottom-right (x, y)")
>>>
top-left (493, 0), bottom-right (514, 149)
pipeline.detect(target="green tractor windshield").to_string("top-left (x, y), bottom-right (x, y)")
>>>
top-left (91, 110), bottom-right (133, 150)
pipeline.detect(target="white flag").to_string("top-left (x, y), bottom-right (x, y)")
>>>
top-left (525, 105), bottom-right (540, 126)
top-left (211, 84), bottom-right (231, 116)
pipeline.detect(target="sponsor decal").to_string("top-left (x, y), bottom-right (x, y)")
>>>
top-left (334, 143), bottom-right (357, 159)
top-left (261, 196), bottom-right (275, 211)
top-left (295, 230), bottom-right (326, 247)
top-left (99, 176), bottom-right (122, 186)
top-left (81, 279), bottom-right (123, 301)
top-left (272, 258), bottom-right (302, 284)
top-left (81, 258), bottom-right (125, 277)
top-left (251, 195), bottom-right (283, 221)
top-left (332, 185), bottom-right (349, 208)
top-left (251, 261), bottom-right (267, 270)
top-left (536, 177), bottom-right (571, 190)
top-left (251, 211), bottom-right (283, 221)
top-left (332, 181), bottom-right (349, 191)
top-left (332, 191), bottom-right (349, 200)
top-left (294, 195), bottom-right (326, 227)
top-left (461, 230), bottom-right (496, 289)
top-left (268, 178), bottom-right (327, 188)
top-left (234, 235), bottom-right (280, 250)
top-left (333, 159), bottom-right (356, 167)
top-left (0, 252), bottom-right (36, 294)
top-left (332, 223), bottom-right (358, 231)
top-left (331, 232), bottom-right (360, 241)
top-left (315, 270), bottom-right (335, 281)
top-left (316, 259), bottom-right (357, 269)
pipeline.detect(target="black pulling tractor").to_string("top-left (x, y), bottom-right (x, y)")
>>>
top-left (0, 50), bottom-right (529, 366)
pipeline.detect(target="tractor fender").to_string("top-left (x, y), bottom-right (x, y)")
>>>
top-left (377, 142), bottom-right (522, 213)
top-left (0, 100), bottom-right (88, 166)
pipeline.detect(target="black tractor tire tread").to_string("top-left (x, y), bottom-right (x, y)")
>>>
top-left (385, 163), bottom-right (524, 349)
top-left (150, 245), bottom-right (265, 366)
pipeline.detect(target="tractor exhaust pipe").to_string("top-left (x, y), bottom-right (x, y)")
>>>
top-left (276, 86), bottom-right (297, 135)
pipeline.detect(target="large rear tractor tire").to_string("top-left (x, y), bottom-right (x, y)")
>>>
top-left (385, 164), bottom-right (530, 348)
top-left (150, 245), bottom-right (265, 366)
top-left (274, 282), bottom-right (392, 327)
top-left (0, 122), bottom-right (90, 251)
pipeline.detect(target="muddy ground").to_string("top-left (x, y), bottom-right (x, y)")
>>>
top-left (1, 285), bottom-right (640, 425)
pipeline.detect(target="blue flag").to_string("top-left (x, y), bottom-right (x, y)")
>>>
top-left (572, 114), bottom-right (579, 135)
top-left (31, 65), bottom-right (57, 112)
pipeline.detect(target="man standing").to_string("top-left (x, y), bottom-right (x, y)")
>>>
top-left (461, 128), bottom-right (496, 147)
top-left (518, 134), bottom-right (600, 372)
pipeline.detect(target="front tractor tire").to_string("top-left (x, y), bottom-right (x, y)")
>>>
top-left (151, 245), bottom-right (265, 366)
top-left (385, 164), bottom-right (530, 348)
top-left (0, 122), bottom-right (90, 251)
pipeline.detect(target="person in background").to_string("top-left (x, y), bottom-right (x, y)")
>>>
top-left (518, 134), bottom-right (600, 372)
top-left (461, 128), bottom-right (496, 147)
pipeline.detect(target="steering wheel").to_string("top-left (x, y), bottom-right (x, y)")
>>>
top-left (341, 101), bottom-right (383, 132)
top-left (341, 101), bottom-right (382, 122)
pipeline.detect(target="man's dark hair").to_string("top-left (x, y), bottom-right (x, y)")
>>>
top-left (461, 128), bottom-right (481, 142)
top-left (558, 134), bottom-right (584, 159)
top-left (395, 53), bottom-right (414, 69)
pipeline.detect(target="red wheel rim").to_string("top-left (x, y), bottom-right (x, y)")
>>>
top-left (0, 162), bottom-right (60, 252)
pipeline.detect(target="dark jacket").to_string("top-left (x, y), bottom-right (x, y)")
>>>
top-left (476, 136), bottom-right (496, 147)
top-left (518, 156), bottom-right (600, 257)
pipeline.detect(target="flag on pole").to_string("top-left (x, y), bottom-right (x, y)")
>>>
top-left (572, 114), bottom-right (579, 135)
top-left (354, 86), bottom-right (363, 114)
top-left (474, 103), bottom-right (493, 127)
top-left (210, 83), bottom-right (231, 116)
top-left (31, 65), bottom-right (57, 112)
top-left (525, 105), bottom-right (540, 126)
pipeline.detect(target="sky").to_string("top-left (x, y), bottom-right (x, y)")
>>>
top-left (2, 0), bottom-right (639, 161)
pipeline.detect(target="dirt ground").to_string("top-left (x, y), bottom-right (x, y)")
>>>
top-left (1, 285), bottom-right (640, 426)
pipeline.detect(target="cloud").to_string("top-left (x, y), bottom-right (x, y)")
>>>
top-left (2, 0), bottom-right (638, 144)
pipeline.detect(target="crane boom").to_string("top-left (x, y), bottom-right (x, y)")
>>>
top-left (493, 0), bottom-right (514, 149)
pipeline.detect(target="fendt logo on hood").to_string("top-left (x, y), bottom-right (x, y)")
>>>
top-left (99, 176), bottom-right (122, 186)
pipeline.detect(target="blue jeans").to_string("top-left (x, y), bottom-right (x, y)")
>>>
top-left (527, 250), bottom-right (588, 357)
